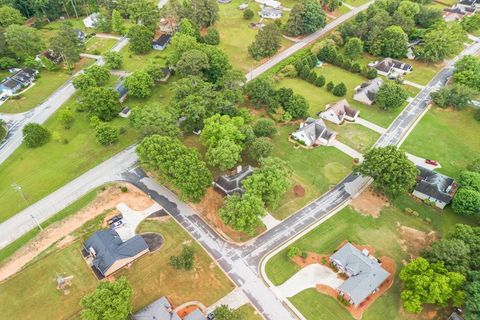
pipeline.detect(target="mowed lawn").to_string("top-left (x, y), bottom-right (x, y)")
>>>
top-left (0, 95), bottom-right (138, 223)
top-left (327, 122), bottom-right (380, 153)
top-left (120, 44), bottom-right (171, 72)
top-left (84, 37), bottom-right (117, 54)
top-left (237, 304), bottom-right (263, 320)
top-left (0, 218), bottom-right (233, 320)
top-left (401, 107), bottom-right (480, 179)
top-left (270, 125), bottom-right (353, 219)
top-left (265, 196), bottom-right (478, 320)
top-left (216, 0), bottom-right (293, 73)
top-left (275, 65), bottom-right (405, 128)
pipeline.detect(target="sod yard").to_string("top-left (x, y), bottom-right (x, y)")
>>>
top-left (0, 217), bottom-right (233, 320)
top-left (275, 65), bottom-right (407, 128)
top-left (265, 195), bottom-right (478, 320)
top-left (120, 44), bottom-right (171, 72)
top-left (327, 122), bottom-right (380, 153)
top-left (0, 92), bottom-right (138, 223)
top-left (270, 124), bottom-right (353, 219)
top-left (237, 304), bottom-right (263, 320)
top-left (401, 107), bottom-right (480, 179)
top-left (84, 37), bottom-right (118, 55)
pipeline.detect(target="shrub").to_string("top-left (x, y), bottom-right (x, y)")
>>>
top-left (23, 123), bottom-right (51, 148)
top-left (314, 75), bottom-right (326, 87)
top-left (281, 111), bottom-right (293, 122)
top-left (307, 71), bottom-right (317, 83)
top-left (287, 246), bottom-right (301, 259)
top-left (95, 123), bottom-right (119, 146)
top-left (424, 217), bottom-right (432, 224)
top-left (248, 137), bottom-right (273, 161)
top-left (475, 109), bottom-right (480, 121)
top-left (300, 251), bottom-right (308, 259)
top-left (253, 118), bottom-right (277, 137)
top-left (326, 81), bottom-right (334, 92)
top-left (366, 67), bottom-right (378, 79)
top-left (321, 257), bottom-right (327, 264)
top-left (203, 28), bottom-right (220, 45)
top-left (351, 62), bottom-right (361, 73)
top-left (120, 186), bottom-right (128, 193)
top-left (169, 245), bottom-right (195, 270)
top-left (243, 8), bottom-right (254, 19)
top-left (58, 110), bottom-right (75, 129)
top-left (280, 64), bottom-right (297, 77)
top-left (337, 295), bottom-right (350, 306)
top-left (332, 82), bottom-right (347, 96)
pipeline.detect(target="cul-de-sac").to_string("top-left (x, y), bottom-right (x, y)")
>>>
top-left (0, 0), bottom-right (479, 319)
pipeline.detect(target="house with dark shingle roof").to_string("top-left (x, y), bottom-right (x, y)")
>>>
top-left (10, 68), bottom-right (37, 86)
top-left (0, 78), bottom-right (22, 96)
top-left (353, 78), bottom-right (383, 106)
top-left (292, 117), bottom-right (335, 147)
top-left (152, 34), bottom-right (172, 51)
top-left (84, 229), bottom-right (149, 278)
top-left (412, 166), bottom-right (457, 209)
top-left (368, 58), bottom-right (412, 78)
top-left (330, 243), bottom-right (390, 307)
top-left (214, 165), bottom-right (254, 196)
top-left (321, 99), bottom-right (360, 125)
top-left (132, 296), bottom-right (181, 320)
top-left (114, 80), bottom-right (128, 103)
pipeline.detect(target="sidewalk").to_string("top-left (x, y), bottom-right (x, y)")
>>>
top-left (355, 117), bottom-right (386, 134)
top-left (331, 140), bottom-right (363, 160)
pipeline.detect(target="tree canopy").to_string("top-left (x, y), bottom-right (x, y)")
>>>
top-left (248, 23), bottom-right (282, 60)
top-left (50, 22), bottom-right (83, 65)
top-left (285, 0), bottom-right (326, 36)
top-left (78, 87), bottom-right (119, 121)
top-left (219, 192), bottom-right (265, 235)
top-left (5, 24), bottom-right (44, 59)
top-left (375, 82), bottom-right (409, 110)
top-left (128, 25), bottom-right (154, 54)
top-left (130, 105), bottom-right (180, 138)
top-left (124, 71), bottom-right (154, 98)
top-left (0, 5), bottom-right (24, 28)
top-left (23, 123), bottom-right (50, 148)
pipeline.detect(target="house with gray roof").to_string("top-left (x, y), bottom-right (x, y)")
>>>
top-left (259, 7), bottom-right (282, 19)
top-left (368, 58), bottom-right (413, 78)
top-left (353, 78), bottom-right (383, 106)
top-left (114, 80), bottom-right (128, 103)
top-left (330, 243), bottom-right (390, 307)
top-left (132, 296), bottom-right (181, 320)
top-left (214, 165), bottom-right (254, 196)
top-left (321, 99), bottom-right (359, 125)
top-left (412, 166), bottom-right (457, 209)
top-left (83, 12), bottom-right (100, 28)
top-left (292, 117), bottom-right (335, 147)
top-left (0, 78), bottom-right (22, 96)
top-left (83, 229), bottom-right (149, 278)
top-left (184, 309), bottom-right (207, 320)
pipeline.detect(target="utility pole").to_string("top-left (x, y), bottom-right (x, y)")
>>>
top-left (30, 214), bottom-right (44, 231)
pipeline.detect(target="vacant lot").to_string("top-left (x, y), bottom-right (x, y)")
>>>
top-left (85, 37), bottom-right (117, 54)
top-left (401, 107), bottom-right (480, 178)
top-left (275, 65), bottom-right (406, 128)
top-left (0, 93), bottom-right (138, 222)
top-left (0, 217), bottom-right (233, 320)
top-left (270, 125), bottom-right (352, 219)
top-left (120, 44), bottom-right (171, 72)
top-left (328, 123), bottom-right (380, 153)
top-left (265, 195), bottom-right (477, 320)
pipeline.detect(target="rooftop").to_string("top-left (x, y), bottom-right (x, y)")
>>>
top-left (132, 296), bottom-right (181, 320)
top-left (328, 99), bottom-right (358, 118)
top-left (414, 166), bottom-right (456, 203)
top-left (153, 34), bottom-right (172, 47)
top-left (214, 165), bottom-right (254, 196)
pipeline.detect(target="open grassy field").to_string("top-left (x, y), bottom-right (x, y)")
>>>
top-left (0, 94), bottom-right (138, 222)
top-left (37, 17), bottom-right (87, 42)
top-left (120, 44), bottom-right (171, 72)
top-left (216, 0), bottom-right (293, 73)
top-left (270, 124), bottom-right (353, 219)
top-left (327, 122), bottom-right (380, 153)
top-left (265, 195), bottom-right (478, 319)
top-left (0, 217), bottom-right (233, 320)
top-left (402, 59), bottom-right (444, 86)
top-left (84, 37), bottom-right (117, 55)
top-left (275, 65), bottom-right (405, 128)
top-left (237, 304), bottom-right (263, 320)
top-left (401, 107), bottom-right (480, 179)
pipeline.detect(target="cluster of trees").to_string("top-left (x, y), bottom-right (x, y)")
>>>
top-left (136, 135), bottom-right (212, 202)
top-left (22, 123), bottom-right (51, 148)
top-left (339, 0), bottom-right (467, 62)
top-left (219, 157), bottom-right (291, 234)
top-left (285, 0), bottom-right (326, 36)
top-left (452, 167), bottom-right (480, 217)
top-left (401, 224), bottom-right (480, 319)
top-left (164, 0), bottom-right (219, 28)
top-left (245, 78), bottom-right (309, 119)
top-left (169, 245), bottom-right (195, 270)
top-left (354, 146), bottom-right (419, 196)
top-left (249, 23), bottom-right (282, 60)
top-left (375, 82), bottom-right (409, 110)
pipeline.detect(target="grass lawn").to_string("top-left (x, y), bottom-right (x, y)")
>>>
top-left (270, 124), bottom-right (353, 219)
top-left (327, 123), bottom-right (380, 153)
top-left (0, 217), bottom-right (233, 320)
top-left (0, 124), bottom-right (6, 142)
top-left (342, 0), bottom-right (372, 6)
top-left (237, 304), bottom-right (263, 320)
top-left (401, 107), bottom-right (480, 179)
top-left (0, 94), bottom-right (138, 223)
top-left (265, 195), bottom-right (478, 319)
top-left (402, 59), bottom-right (444, 86)
top-left (37, 17), bottom-right (87, 42)
top-left (84, 37), bottom-right (117, 55)
top-left (275, 65), bottom-right (404, 128)
top-left (216, 0), bottom-right (293, 73)
top-left (120, 44), bottom-right (171, 72)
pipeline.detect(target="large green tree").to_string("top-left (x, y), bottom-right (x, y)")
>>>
top-left (72, 73), bottom-right (96, 91)
top-left (128, 25), bottom-right (154, 54)
top-left (344, 37), bottom-right (363, 59)
top-left (213, 305), bottom-right (246, 320)
top-left (283, 93), bottom-right (309, 119)
top-left (80, 277), bottom-right (132, 320)
top-left (136, 135), bottom-right (212, 202)
top-left (0, 5), bottom-right (24, 28)
top-left (244, 77), bottom-right (276, 108)
top-left (95, 123), bottom-right (119, 146)
top-left (50, 22), bottom-right (83, 66)
top-left (5, 24), bottom-right (43, 59)
top-left (111, 9), bottom-right (126, 35)
top-left (78, 87), bottom-right (119, 121)
top-left (248, 23), bottom-right (282, 60)
top-left (103, 51), bottom-right (123, 69)
top-left (285, 0), bottom-right (326, 36)
top-left (431, 84), bottom-right (476, 109)
top-left (84, 65), bottom-right (110, 86)
top-left (23, 123), bottom-right (50, 148)
top-left (124, 71), bottom-right (154, 98)
top-left (130, 105), bottom-right (180, 137)
top-left (219, 193), bottom-right (265, 234)
top-left (354, 146), bottom-right (418, 196)
top-left (375, 82), bottom-right (408, 110)
top-left (187, 0), bottom-right (219, 28)
top-left (417, 23), bottom-right (467, 62)
top-left (453, 55), bottom-right (480, 91)
top-left (452, 188), bottom-right (480, 216)
top-left (126, 0), bottom-right (160, 31)
top-left (176, 49), bottom-right (210, 78)
top-left (380, 25), bottom-right (408, 58)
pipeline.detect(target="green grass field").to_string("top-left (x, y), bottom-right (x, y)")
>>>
top-left (403, 59), bottom-right (444, 86)
top-left (0, 217), bottom-right (233, 320)
top-left (401, 107), bottom-right (480, 179)
top-left (84, 37), bottom-right (117, 55)
top-left (328, 123), bottom-right (380, 153)
top-left (275, 65), bottom-right (408, 128)
top-left (120, 44), bottom-right (171, 72)
top-left (0, 124), bottom-right (6, 142)
top-left (342, 0), bottom-right (372, 6)
top-left (270, 125), bottom-right (353, 219)
top-left (237, 304), bottom-right (263, 320)
top-left (0, 94), bottom-right (138, 223)
top-left (265, 197), bottom-right (478, 319)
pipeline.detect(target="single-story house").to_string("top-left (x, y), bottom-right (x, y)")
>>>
top-left (74, 29), bottom-right (87, 42)
top-left (115, 81), bottom-right (128, 103)
top-left (10, 68), bottom-right (37, 86)
top-left (214, 165), bottom-right (254, 196)
top-left (152, 34), bottom-right (172, 51)
top-left (448, 312), bottom-right (465, 320)
top-left (36, 50), bottom-right (63, 65)
top-left (412, 166), bottom-right (457, 209)
top-left (259, 7), bottom-right (282, 19)
top-left (83, 12), bottom-right (100, 28)
top-left (255, 0), bottom-right (282, 9)
top-left (320, 99), bottom-right (359, 125)
top-left (184, 309), bottom-right (207, 320)
top-left (368, 58), bottom-right (413, 78)
top-left (132, 296), bottom-right (181, 320)
top-left (83, 229), bottom-right (149, 278)
top-left (119, 107), bottom-right (131, 118)
top-left (160, 67), bottom-right (172, 82)
top-left (0, 78), bottom-right (22, 96)
top-left (455, 0), bottom-right (479, 11)
top-left (353, 78), bottom-right (384, 106)
top-left (292, 117), bottom-right (335, 147)
top-left (330, 243), bottom-right (390, 307)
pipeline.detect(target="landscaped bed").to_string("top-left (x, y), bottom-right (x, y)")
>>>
top-left (401, 107), bottom-right (480, 179)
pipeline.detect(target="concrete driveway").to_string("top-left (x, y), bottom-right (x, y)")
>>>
top-left (406, 153), bottom-right (442, 170)
top-left (273, 263), bottom-right (344, 299)
top-left (115, 202), bottom-right (162, 241)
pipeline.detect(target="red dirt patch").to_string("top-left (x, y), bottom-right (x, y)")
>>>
top-left (177, 305), bottom-right (200, 318)
top-left (397, 224), bottom-right (439, 259)
top-left (350, 187), bottom-right (390, 218)
top-left (293, 185), bottom-right (305, 197)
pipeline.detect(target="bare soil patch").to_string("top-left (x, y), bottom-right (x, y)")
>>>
top-left (0, 183), bottom-right (153, 282)
top-left (397, 224), bottom-right (439, 258)
top-left (350, 187), bottom-right (390, 218)
top-left (293, 185), bottom-right (305, 197)
top-left (191, 187), bottom-right (264, 243)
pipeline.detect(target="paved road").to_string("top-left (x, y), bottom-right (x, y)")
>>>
top-left (245, 1), bottom-right (373, 81)
top-left (0, 37), bottom-right (129, 165)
